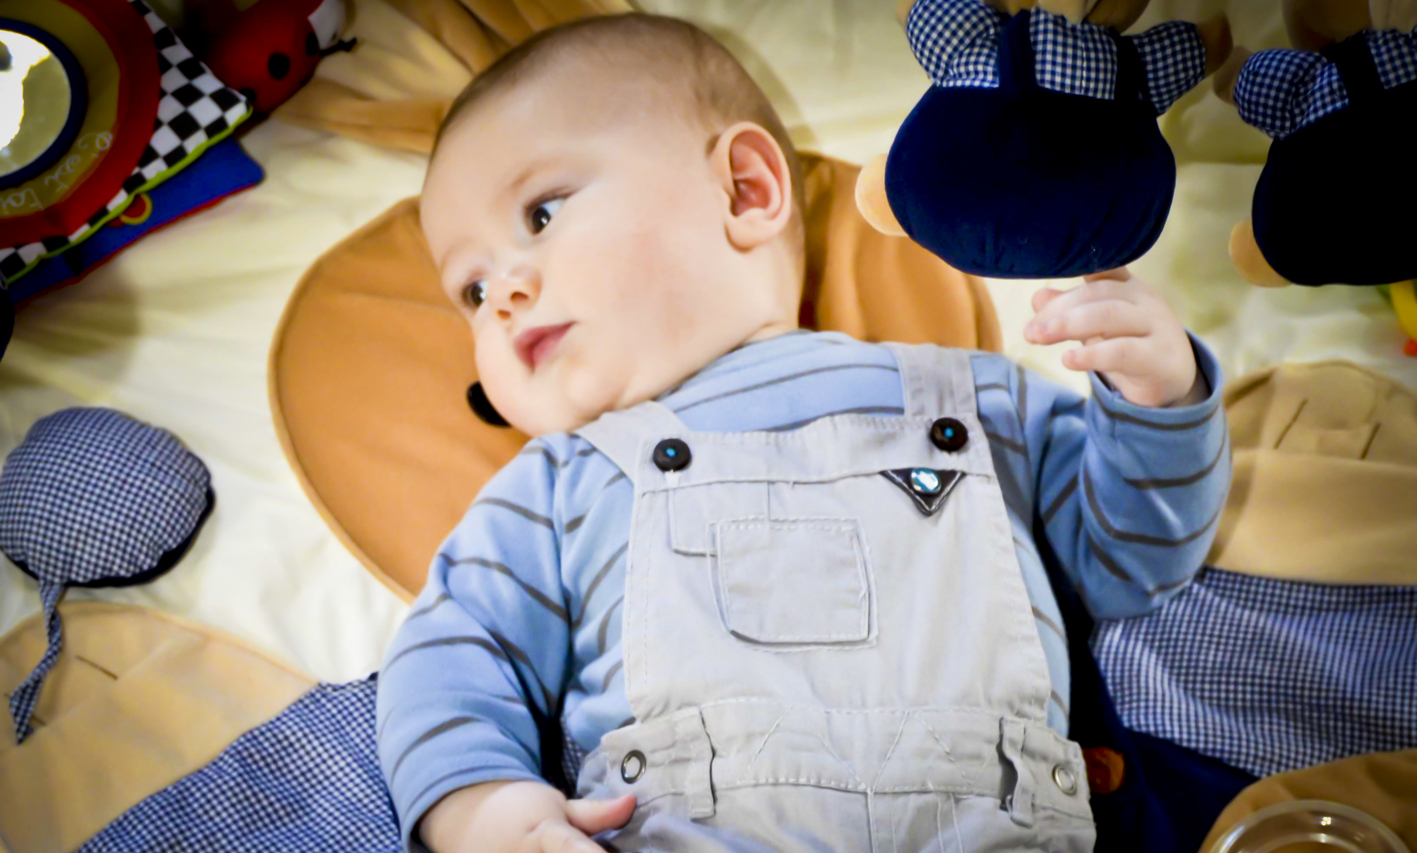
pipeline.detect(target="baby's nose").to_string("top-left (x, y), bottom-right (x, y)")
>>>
top-left (490, 267), bottom-right (541, 315)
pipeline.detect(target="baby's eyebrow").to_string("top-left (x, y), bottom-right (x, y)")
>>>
top-left (499, 157), bottom-right (558, 207)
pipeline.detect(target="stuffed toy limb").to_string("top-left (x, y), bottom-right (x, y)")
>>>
top-left (856, 0), bottom-right (1231, 279)
top-left (1213, 0), bottom-right (1417, 354)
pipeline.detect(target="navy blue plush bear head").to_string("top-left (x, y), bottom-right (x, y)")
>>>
top-left (862, 0), bottom-right (1225, 279)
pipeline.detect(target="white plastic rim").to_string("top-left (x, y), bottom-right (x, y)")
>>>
top-left (1209, 800), bottom-right (1411, 853)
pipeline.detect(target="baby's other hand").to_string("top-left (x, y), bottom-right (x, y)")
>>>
top-left (420, 779), bottom-right (635, 853)
top-left (1023, 267), bottom-right (1207, 408)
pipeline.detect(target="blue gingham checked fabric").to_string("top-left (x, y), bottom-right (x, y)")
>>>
top-left (78, 678), bottom-right (401, 853)
top-left (1092, 567), bottom-right (1417, 778)
top-left (905, 0), bottom-right (1206, 113)
top-left (0, 408), bottom-right (211, 742)
top-left (0, 0), bottom-right (251, 284)
top-left (1235, 28), bottom-right (1417, 138)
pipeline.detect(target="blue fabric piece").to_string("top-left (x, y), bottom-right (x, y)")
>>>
top-left (10, 138), bottom-right (263, 304)
top-left (1092, 568), bottom-right (1417, 778)
top-left (888, 8), bottom-right (1176, 277)
top-left (0, 408), bottom-right (212, 742)
top-left (1247, 33), bottom-right (1417, 286)
top-left (1035, 527), bottom-right (1256, 853)
top-left (80, 678), bottom-right (400, 853)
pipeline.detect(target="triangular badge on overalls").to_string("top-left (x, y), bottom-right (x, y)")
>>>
top-left (881, 467), bottom-right (964, 516)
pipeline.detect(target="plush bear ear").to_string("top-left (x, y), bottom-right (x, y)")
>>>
top-left (1037, 0), bottom-right (1098, 24)
top-left (855, 155), bottom-right (906, 238)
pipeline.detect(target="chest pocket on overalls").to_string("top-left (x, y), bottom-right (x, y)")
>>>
top-left (670, 482), bottom-right (874, 646)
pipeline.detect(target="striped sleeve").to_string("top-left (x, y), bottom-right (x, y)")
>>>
top-left (1023, 334), bottom-right (1230, 619)
top-left (375, 438), bottom-right (571, 852)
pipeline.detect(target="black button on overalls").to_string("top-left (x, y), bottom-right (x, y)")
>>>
top-left (653, 438), bottom-right (691, 471)
top-left (930, 417), bottom-right (968, 452)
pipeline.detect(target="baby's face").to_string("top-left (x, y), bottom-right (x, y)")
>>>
top-left (422, 67), bottom-right (788, 436)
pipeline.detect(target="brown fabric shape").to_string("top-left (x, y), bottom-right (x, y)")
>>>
top-left (1206, 360), bottom-right (1417, 584)
top-left (1201, 749), bottom-right (1417, 853)
top-left (0, 603), bottom-right (315, 853)
top-left (269, 152), bottom-right (1002, 601)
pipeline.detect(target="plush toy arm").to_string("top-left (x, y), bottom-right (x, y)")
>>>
top-left (1226, 47), bottom-right (1330, 139)
top-left (904, 0), bottom-right (1007, 86)
top-left (1126, 20), bottom-right (1222, 115)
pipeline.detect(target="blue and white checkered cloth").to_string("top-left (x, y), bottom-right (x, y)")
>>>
top-left (906, 0), bottom-right (1207, 114)
top-left (1235, 28), bottom-right (1417, 138)
top-left (79, 677), bottom-right (400, 853)
top-left (1, 408), bottom-right (212, 743)
top-left (1092, 567), bottom-right (1417, 778)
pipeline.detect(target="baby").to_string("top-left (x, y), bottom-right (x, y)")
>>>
top-left (379, 13), bottom-right (1230, 853)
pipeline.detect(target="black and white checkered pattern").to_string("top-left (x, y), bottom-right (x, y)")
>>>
top-left (6, 583), bottom-right (63, 743)
top-left (1234, 48), bottom-right (1343, 139)
top-left (0, 0), bottom-right (250, 284)
top-left (79, 677), bottom-right (402, 853)
top-left (1235, 29), bottom-right (1417, 139)
top-left (0, 408), bottom-right (211, 742)
top-left (1092, 567), bottom-right (1417, 779)
top-left (1129, 21), bottom-right (1208, 114)
top-left (1032, 10), bottom-right (1118, 101)
top-left (560, 726), bottom-right (587, 792)
top-left (906, 0), bottom-right (1006, 89)
top-left (905, 0), bottom-right (1206, 113)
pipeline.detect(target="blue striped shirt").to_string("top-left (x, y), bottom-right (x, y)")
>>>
top-left (377, 330), bottom-right (1229, 849)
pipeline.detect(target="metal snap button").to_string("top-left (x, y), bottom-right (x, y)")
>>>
top-left (929, 417), bottom-right (968, 452)
top-left (620, 749), bottom-right (646, 784)
top-left (909, 467), bottom-right (941, 495)
top-left (1052, 763), bottom-right (1078, 796)
top-left (652, 438), bottom-right (691, 472)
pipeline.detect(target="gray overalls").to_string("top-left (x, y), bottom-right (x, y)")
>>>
top-left (574, 343), bottom-right (1095, 852)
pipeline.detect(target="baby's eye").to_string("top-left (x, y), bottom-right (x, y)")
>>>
top-left (464, 280), bottom-right (487, 308)
top-left (528, 197), bottom-right (564, 235)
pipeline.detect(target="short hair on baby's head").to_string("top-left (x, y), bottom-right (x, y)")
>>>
top-left (434, 13), bottom-right (806, 266)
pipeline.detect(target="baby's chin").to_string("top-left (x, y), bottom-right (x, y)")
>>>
top-left (508, 361), bottom-right (681, 437)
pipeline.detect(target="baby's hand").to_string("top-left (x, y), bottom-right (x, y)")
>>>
top-left (1023, 267), bottom-right (1207, 408)
top-left (420, 779), bottom-right (635, 853)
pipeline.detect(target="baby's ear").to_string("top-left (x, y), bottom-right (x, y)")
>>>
top-left (711, 122), bottom-right (794, 251)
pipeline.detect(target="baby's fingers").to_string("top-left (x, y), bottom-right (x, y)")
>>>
top-left (1031, 286), bottom-right (1067, 314)
top-left (1081, 266), bottom-right (1132, 284)
top-left (529, 819), bottom-right (603, 853)
top-left (1027, 299), bottom-right (1151, 345)
top-left (1061, 336), bottom-right (1147, 374)
top-left (564, 795), bottom-right (635, 835)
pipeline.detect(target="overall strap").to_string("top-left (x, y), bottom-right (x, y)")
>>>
top-left (1110, 29), bottom-right (1152, 107)
top-left (998, 10), bottom-right (1039, 92)
top-left (572, 400), bottom-right (688, 489)
top-left (1322, 32), bottom-right (1383, 106)
top-left (885, 343), bottom-right (979, 420)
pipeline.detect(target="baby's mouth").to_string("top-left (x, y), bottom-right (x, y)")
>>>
top-left (514, 322), bottom-right (574, 370)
